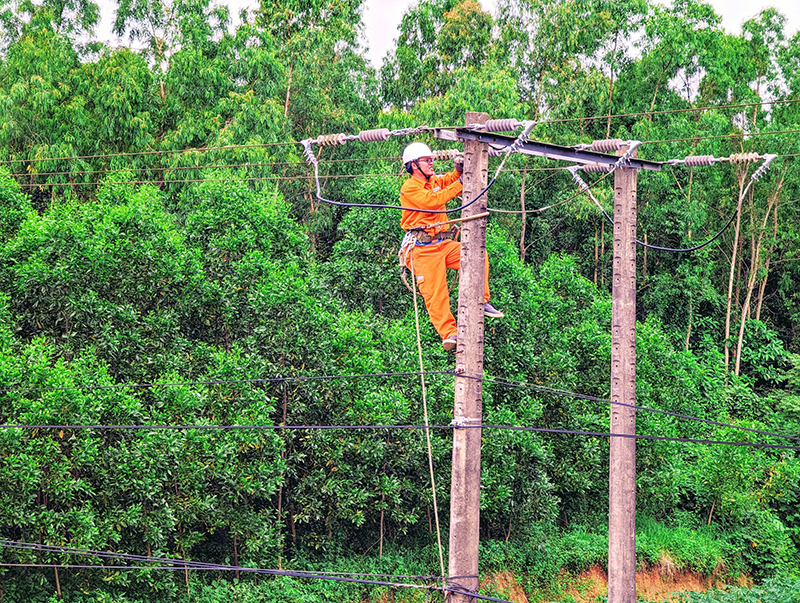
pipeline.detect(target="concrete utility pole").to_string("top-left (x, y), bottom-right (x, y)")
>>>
top-left (448, 111), bottom-right (489, 602)
top-left (608, 149), bottom-right (638, 603)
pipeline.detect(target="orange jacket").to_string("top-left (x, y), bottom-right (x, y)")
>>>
top-left (399, 170), bottom-right (462, 234)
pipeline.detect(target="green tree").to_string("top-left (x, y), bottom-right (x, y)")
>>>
top-left (381, 0), bottom-right (494, 109)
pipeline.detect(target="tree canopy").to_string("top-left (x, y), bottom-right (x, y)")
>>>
top-left (1, 1), bottom-right (800, 601)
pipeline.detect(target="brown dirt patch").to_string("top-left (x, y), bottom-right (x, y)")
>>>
top-left (481, 571), bottom-right (529, 603)
top-left (529, 564), bottom-right (739, 602)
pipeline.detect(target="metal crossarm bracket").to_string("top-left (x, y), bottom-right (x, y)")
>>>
top-left (433, 129), bottom-right (662, 171)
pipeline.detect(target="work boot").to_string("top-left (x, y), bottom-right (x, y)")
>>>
top-left (442, 335), bottom-right (457, 352)
top-left (484, 302), bottom-right (504, 318)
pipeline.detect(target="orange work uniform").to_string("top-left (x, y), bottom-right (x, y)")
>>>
top-left (400, 170), bottom-right (491, 341)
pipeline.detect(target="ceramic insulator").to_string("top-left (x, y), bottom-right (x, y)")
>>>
top-left (684, 155), bottom-right (716, 167)
top-left (728, 152), bottom-right (760, 164)
top-left (358, 128), bottom-right (391, 142)
top-left (591, 139), bottom-right (624, 152)
top-left (433, 149), bottom-right (461, 161)
top-left (316, 133), bottom-right (347, 146)
top-left (485, 119), bottom-right (521, 132)
top-left (582, 162), bottom-right (613, 173)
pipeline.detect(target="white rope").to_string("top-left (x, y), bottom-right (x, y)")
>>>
top-left (408, 252), bottom-right (446, 585)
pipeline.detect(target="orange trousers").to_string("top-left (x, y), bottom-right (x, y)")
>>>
top-left (408, 239), bottom-right (490, 340)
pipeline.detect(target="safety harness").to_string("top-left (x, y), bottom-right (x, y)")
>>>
top-left (398, 228), bottom-right (459, 295)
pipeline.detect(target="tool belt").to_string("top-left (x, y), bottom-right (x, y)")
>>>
top-left (413, 229), bottom-right (456, 244)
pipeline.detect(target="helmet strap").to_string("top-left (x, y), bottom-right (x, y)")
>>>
top-left (413, 160), bottom-right (431, 181)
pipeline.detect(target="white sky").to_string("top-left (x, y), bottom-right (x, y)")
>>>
top-left (96, 0), bottom-right (800, 70)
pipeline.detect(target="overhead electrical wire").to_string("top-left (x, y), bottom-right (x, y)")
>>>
top-left (488, 169), bottom-right (613, 215)
top-left (2, 96), bottom-right (797, 168)
top-left (537, 97), bottom-right (800, 126)
top-left (299, 121), bottom-right (537, 214)
top-left (0, 563), bottom-right (440, 583)
top-left (565, 153), bottom-right (777, 253)
top-left (2, 422), bottom-right (796, 450)
top-left (3, 369), bottom-right (799, 444)
top-left (643, 127), bottom-right (800, 146)
top-left (0, 141), bottom-right (298, 166)
top-left (3, 155), bottom-right (417, 181)
top-left (0, 370), bottom-right (454, 395)
top-left (469, 373), bottom-right (800, 444)
top-left (0, 540), bottom-right (512, 603)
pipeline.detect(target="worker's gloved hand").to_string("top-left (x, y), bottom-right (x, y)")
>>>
top-left (454, 157), bottom-right (464, 174)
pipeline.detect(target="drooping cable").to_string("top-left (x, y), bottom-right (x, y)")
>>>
top-left (0, 369), bottom-right (454, 395)
top-left (0, 540), bottom-right (514, 603)
top-left (299, 121), bottom-right (535, 214)
top-left (4, 369), bottom-right (800, 443)
top-left (568, 154), bottom-right (778, 253)
top-left (468, 373), bottom-right (800, 444)
top-left (302, 138), bottom-right (487, 213)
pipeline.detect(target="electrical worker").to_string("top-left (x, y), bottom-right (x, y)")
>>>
top-left (400, 142), bottom-right (503, 352)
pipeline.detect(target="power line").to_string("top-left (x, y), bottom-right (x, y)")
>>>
top-left (537, 97), bottom-right (800, 126)
top-left (480, 424), bottom-right (800, 450)
top-left (0, 100), bottom-right (797, 173)
top-left (0, 370), bottom-right (454, 395)
top-left (2, 173), bottom-right (368, 189)
top-left (6, 156), bottom-right (415, 181)
top-left (488, 168), bottom-right (611, 215)
top-left (471, 373), bottom-right (800, 444)
top-left (643, 128), bottom-right (800, 145)
top-left (0, 141), bottom-right (297, 166)
top-left (1, 422), bottom-right (797, 451)
top-left (0, 540), bottom-right (512, 603)
top-left (3, 369), bottom-right (798, 444)
top-left (0, 161), bottom-right (571, 191)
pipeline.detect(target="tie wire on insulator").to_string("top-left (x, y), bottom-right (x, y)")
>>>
top-left (432, 148), bottom-right (462, 162)
top-left (574, 139), bottom-right (643, 169)
top-left (487, 120), bottom-right (537, 175)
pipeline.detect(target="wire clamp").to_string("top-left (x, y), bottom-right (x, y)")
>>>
top-left (751, 154), bottom-right (777, 181)
top-left (613, 141), bottom-right (642, 169)
top-left (566, 165), bottom-right (589, 191)
top-left (450, 417), bottom-right (480, 427)
top-left (300, 139), bottom-right (318, 167)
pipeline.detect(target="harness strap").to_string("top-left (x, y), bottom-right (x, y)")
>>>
top-left (413, 229), bottom-right (456, 244)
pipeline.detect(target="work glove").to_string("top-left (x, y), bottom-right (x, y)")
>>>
top-left (454, 157), bottom-right (464, 174)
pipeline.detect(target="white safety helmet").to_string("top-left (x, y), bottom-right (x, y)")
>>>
top-left (402, 142), bottom-right (433, 167)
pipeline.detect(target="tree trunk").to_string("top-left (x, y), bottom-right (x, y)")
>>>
top-left (379, 491), bottom-right (385, 557)
top-left (756, 175), bottom-right (784, 321)
top-left (233, 536), bottom-right (240, 580)
top-left (756, 201), bottom-right (778, 321)
top-left (724, 176), bottom-right (747, 371)
top-left (519, 168), bottom-right (527, 262)
top-left (735, 177), bottom-right (783, 374)
top-left (685, 299), bottom-right (692, 352)
top-left (594, 224), bottom-right (599, 285)
top-left (284, 64), bottom-right (293, 117)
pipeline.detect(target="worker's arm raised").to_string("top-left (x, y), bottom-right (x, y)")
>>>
top-left (400, 173), bottom-right (462, 211)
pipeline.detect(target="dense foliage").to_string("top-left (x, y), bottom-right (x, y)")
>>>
top-left (0, 0), bottom-right (799, 601)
